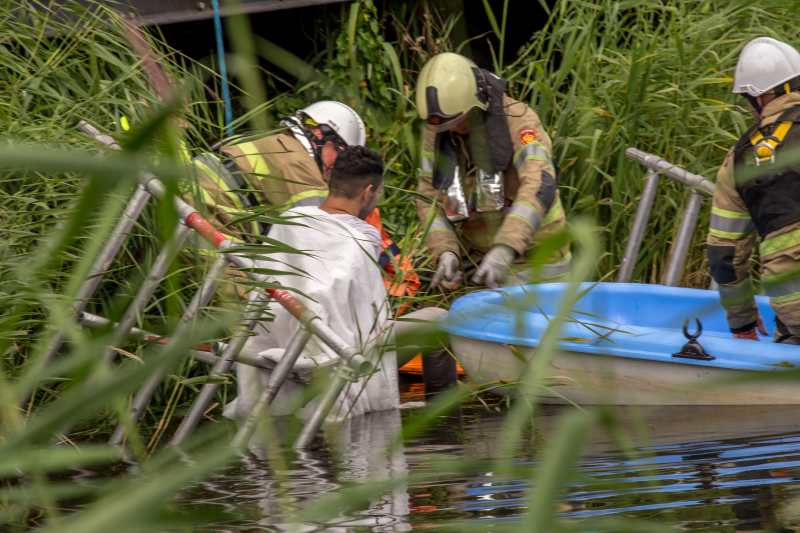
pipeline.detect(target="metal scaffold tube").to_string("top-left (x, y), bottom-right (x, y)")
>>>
top-left (18, 183), bottom-right (153, 409)
top-left (170, 289), bottom-right (266, 447)
top-left (83, 124), bottom-right (370, 376)
top-left (662, 190), bottom-right (704, 287)
top-left (101, 222), bottom-right (193, 364)
top-left (78, 311), bottom-right (270, 371)
top-left (625, 146), bottom-right (719, 289)
top-left (55, 225), bottom-right (193, 440)
top-left (293, 364), bottom-right (353, 450)
top-left (625, 148), bottom-right (716, 196)
top-left (617, 169), bottom-right (660, 283)
top-left (108, 253), bottom-right (230, 447)
top-left (73, 123), bottom-right (373, 449)
top-left (78, 312), bottom-right (161, 341)
top-left (231, 325), bottom-right (313, 450)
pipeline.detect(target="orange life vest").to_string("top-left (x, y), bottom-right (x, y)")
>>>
top-left (365, 209), bottom-right (421, 309)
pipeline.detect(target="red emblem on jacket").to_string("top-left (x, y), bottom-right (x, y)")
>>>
top-left (518, 128), bottom-right (537, 145)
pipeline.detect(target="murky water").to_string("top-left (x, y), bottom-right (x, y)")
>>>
top-left (176, 383), bottom-right (800, 532)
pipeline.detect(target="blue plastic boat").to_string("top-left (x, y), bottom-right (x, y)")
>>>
top-left (442, 283), bottom-right (800, 405)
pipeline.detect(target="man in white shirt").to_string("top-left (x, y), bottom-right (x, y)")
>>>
top-left (317, 146), bottom-right (384, 260)
top-left (317, 146), bottom-right (458, 401)
top-left (224, 146), bottom-right (456, 422)
top-left (317, 147), bottom-right (457, 400)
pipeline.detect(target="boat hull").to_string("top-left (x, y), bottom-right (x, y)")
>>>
top-left (451, 335), bottom-right (800, 405)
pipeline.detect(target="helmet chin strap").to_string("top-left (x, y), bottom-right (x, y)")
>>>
top-left (302, 129), bottom-right (326, 171)
top-left (302, 128), bottom-right (342, 178)
top-left (744, 77), bottom-right (800, 118)
top-left (312, 132), bottom-right (343, 151)
top-left (744, 94), bottom-right (763, 117)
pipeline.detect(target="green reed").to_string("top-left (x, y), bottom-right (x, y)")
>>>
top-left (285, 0), bottom-right (800, 289)
top-left (3, 0), bottom-right (800, 532)
top-left (506, 0), bottom-right (800, 287)
top-left (0, 1), bottom-right (247, 439)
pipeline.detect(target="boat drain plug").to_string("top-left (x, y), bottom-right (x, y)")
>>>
top-left (672, 318), bottom-right (714, 361)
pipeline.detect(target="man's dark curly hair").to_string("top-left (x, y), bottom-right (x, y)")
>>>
top-left (329, 145), bottom-right (384, 199)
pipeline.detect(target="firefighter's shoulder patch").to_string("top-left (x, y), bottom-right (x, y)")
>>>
top-left (518, 128), bottom-right (536, 145)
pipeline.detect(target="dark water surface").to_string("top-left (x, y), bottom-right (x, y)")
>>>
top-left (177, 391), bottom-right (800, 532)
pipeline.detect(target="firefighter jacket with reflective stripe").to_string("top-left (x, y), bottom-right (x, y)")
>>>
top-left (185, 129), bottom-right (420, 304)
top-left (186, 130), bottom-right (329, 244)
top-left (707, 92), bottom-right (800, 334)
top-left (218, 129), bottom-right (330, 218)
top-left (416, 94), bottom-right (567, 263)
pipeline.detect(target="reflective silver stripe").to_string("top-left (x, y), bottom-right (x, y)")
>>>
top-left (709, 213), bottom-right (755, 235)
top-left (430, 217), bottom-right (454, 233)
top-left (762, 274), bottom-right (800, 300)
top-left (292, 195), bottom-right (326, 208)
top-left (279, 117), bottom-right (316, 158)
top-left (421, 156), bottom-right (434, 174)
top-left (761, 228), bottom-right (800, 256)
top-left (540, 255), bottom-right (571, 280)
top-left (718, 278), bottom-right (754, 307)
top-left (507, 201), bottom-right (541, 232)
top-left (506, 254), bottom-right (571, 286)
top-left (514, 144), bottom-right (554, 173)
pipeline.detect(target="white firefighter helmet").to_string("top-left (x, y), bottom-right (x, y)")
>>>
top-left (733, 37), bottom-right (800, 96)
top-left (297, 101), bottom-right (367, 147)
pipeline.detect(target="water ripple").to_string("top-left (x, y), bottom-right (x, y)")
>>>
top-left (181, 405), bottom-right (800, 531)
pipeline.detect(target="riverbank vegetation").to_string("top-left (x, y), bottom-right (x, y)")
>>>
top-left (3, 0), bottom-right (800, 531)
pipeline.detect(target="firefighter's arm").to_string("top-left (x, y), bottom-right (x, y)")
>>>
top-left (494, 105), bottom-right (557, 256)
top-left (416, 129), bottom-right (460, 259)
top-left (185, 159), bottom-right (250, 244)
top-left (182, 160), bottom-right (250, 303)
top-left (706, 151), bottom-right (761, 336)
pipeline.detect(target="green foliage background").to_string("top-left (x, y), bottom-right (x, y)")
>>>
top-left (4, 0), bottom-right (800, 531)
top-left (257, 0), bottom-right (800, 289)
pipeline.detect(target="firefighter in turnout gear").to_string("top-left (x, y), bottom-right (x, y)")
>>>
top-left (187, 101), bottom-right (364, 244)
top-left (707, 37), bottom-right (800, 344)
top-left (185, 101), bottom-right (420, 302)
top-left (414, 53), bottom-right (569, 289)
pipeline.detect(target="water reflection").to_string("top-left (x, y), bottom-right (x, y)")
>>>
top-left (329, 410), bottom-right (410, 531)
top-left (183, 405), bottom-right (800, 532)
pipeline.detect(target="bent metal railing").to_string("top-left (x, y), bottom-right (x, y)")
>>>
top-left (30, 122), bottom-right (373, 451)
top-left (620, 148), bottom-right (717, 289)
